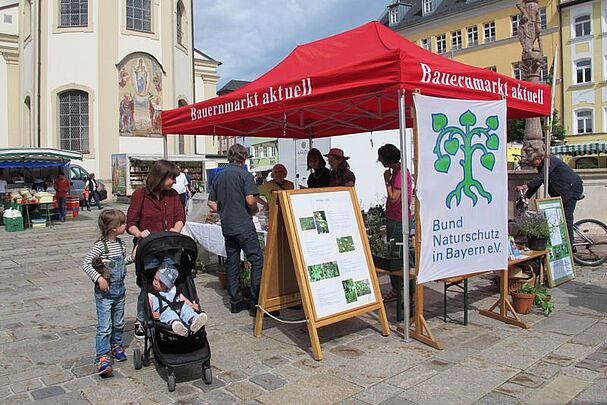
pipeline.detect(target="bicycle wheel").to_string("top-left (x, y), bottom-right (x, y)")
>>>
top-left (572, 219), bottom-right (607, 266)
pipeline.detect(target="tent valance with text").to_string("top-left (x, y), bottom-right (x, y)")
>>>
top-left (161, 21), bottom-right (551, 139)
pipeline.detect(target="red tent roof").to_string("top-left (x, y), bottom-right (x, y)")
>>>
top-left (162, 21), bottom-right (551, 139)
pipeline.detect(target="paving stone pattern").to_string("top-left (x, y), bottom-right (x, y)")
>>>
top-left (0, 200), bottom-right (606, 404)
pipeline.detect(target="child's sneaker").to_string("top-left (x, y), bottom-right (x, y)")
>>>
top-left (112, 346), bottom-right (127, 362)
top-left (171, 321), bottom-right (188, 337)
top-left (189, 313), bottom-right (208, 334)
top-left (97, 355), bottom-right (113, 377)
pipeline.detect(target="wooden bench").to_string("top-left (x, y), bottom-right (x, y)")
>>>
top-left (375, 267), bottom-right (479, 324)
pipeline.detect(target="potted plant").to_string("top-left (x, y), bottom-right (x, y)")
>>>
top-left (531, 285), bottom-right (555, 315)
top-left (365, 207), bottom-right (403, 271)
top-left (511, 283), bottom-right (535, 314)
top-left (517, 213), bottom-right (550, 251)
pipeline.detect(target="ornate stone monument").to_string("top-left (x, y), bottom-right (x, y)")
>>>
top-left (517, 0), bottom-right (545, 162)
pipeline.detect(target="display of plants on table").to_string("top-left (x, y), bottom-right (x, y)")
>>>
top-left (516, 213), bottom-right (550, 250)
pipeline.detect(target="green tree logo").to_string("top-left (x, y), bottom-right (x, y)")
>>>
top-left (432, 110), bottom-right (500, 208)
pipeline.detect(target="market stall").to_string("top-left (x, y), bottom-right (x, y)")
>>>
top-left (111, 154), bottom-right (208, 197)
top-left (161, 21), bottom-right (552, 351)
top-left (0, 148), bottom-right (83, 230)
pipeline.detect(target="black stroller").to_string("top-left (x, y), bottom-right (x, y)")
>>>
top-left (133, 232), bottom-right (212, 391)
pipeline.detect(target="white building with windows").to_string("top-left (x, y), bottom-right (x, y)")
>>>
top-left (559, 0), bottom-right (607, 168)
top-left (0, 1), bottom-right (19, 147)
top-left (3, 0), bottom-right (220, 186)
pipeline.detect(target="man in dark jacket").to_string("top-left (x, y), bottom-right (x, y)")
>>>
top-left (517, 152), bottom-right (583, 246)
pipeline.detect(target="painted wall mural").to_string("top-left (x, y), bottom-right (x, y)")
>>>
top-left (118, 53), bottom-right (163, 137)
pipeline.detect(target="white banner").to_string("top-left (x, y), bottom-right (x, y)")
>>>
top-left (414, 94), bottom-right (508, 283)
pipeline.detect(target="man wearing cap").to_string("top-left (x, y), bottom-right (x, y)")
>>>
top-left (208, 144), bottom-right (264, 316)
top-left (325, 148), bottom-right (356, 187)
top-left (257, 164), bottom-right (295, 209)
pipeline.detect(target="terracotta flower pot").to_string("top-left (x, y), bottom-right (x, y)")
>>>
top-left (511, 292), bottom-right (535, 314)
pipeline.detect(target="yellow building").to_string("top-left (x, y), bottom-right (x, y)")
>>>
top-left (382, 0), bottom-right (562, 118)
top-left (557, 0), bottom-right (607, 169)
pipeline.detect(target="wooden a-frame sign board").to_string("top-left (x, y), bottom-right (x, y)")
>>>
top-left (253, 187), bottom-right (390, 360)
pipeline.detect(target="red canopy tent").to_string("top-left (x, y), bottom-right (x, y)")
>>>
top-left (162, 21), bottom-right (550, 138)
top-left (161, 21), bottom-right (551, 343)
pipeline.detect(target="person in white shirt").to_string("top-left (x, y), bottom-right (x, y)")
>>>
top-left (172, 166), bottom-right (189, 208)
top-left (0, 178), bottom-right (7, 193)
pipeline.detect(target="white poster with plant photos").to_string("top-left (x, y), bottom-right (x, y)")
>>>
top-left (290, 190), bottom-right (377, 319)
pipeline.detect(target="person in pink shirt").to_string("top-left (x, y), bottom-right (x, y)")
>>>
top-left (377, 144), bottom-right (413, 302)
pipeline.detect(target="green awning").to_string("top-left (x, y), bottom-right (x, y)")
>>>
top-left (551, 141), bottom-right (607, 156)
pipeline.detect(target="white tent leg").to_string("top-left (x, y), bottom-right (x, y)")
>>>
top-left (163, 136), bottom-right (168, 160)
top-left (398, 89), bottom-right (411, 342)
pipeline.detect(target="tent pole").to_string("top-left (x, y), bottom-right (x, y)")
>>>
top-left (398, 89), bottom-right (411, 342)
top-left (163, 136), bottom-right (168, 160)
top-left (543, 123), bottom-right (551, 198)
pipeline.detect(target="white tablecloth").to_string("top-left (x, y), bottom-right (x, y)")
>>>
top-left (182, 222), bottom-right (229, 257)
top-left (182, 222), bottom-right (267, 262)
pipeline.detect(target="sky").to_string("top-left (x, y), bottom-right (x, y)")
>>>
top-left (193, 0), bottom-right (387, 89)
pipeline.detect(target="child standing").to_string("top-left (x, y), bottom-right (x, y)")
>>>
top-left (82, 209), bottom-right (134, 377)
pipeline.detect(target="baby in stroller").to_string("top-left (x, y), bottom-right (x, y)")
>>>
top-left (148, 263), bottom-right (208, 337)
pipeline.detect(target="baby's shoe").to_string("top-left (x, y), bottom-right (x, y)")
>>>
top-left (171, 321), bottom-right (188, 337)
top-left (190, 313), bottom-right (208, 334)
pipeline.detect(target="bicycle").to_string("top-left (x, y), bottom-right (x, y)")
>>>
top-left (513, 190), bottom-right (607, 266)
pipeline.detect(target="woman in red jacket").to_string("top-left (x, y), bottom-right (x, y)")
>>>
top-left (126, 160), bottom-right (185, 339)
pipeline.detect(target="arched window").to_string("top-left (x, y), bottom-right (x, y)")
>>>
top-left (575, 109), bottom-right (593, 134)
top-left (59, 90), bottom-right (89, 152)
top-left (59, 0), bottom-right (88, 27)
top-left (126, 0), bottom-right (151, 32)
top-left (574, 14), bottom-right (591, 37)
top-left (576, 59), bottom-right (592, 84)
top-left (176, 1), bottom-right (186, 47)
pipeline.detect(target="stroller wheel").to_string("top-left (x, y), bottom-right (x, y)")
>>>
top-left (203, 364), bottom-right (213, 385)
top-left (167, 369), bottom-right (176, 392)
top-left (133, 348), bottom-right (143, 370)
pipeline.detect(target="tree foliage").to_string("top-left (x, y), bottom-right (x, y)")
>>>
top-left (507, 110), bottom-right (566, 144)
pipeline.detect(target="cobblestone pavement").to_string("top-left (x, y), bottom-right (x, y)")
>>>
top-left (1, 203), bottom-right (605, 404)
